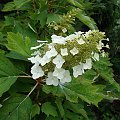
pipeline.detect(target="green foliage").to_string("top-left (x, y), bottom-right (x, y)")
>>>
top-left (64, 101), bottom-right (89, 120)
top-left (31, 104), bottom-right (40, 118)
top-left (76, 11), bottom-right (98, 30)
top-left (0, 77), bottom-right (17, 97)
top-left (0, 95), bottom-right (32, 120)
top-left (41, 102), bottom-right (58, 117)
top-left (0, 0), bottom-right (120, 119)
top-left (55, 98), bottom-right (65, 117)
top-left (0, 56), bottom-right (19, 97)
top-left (93, 57), bottom-right (120, 93)
top-left (43, 76), bottom-right (105, 106)
top-left (6, 32), bottom-right (32, 58)
top-left (2, 0), bottom-right (31, 11)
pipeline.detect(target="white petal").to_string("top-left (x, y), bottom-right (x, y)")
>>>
top-left (70, 47), bottom-right (79, 56)
top-left (97, 41), bottom-right (104, 50)
top-left (62, 28), bottom-right (67, 33)
top-left (60, 70), bottom-right (71, 83)
top-left (61, 48), bottom-right (68, 56)
top-left (75, 31), bottom-right (84, 38)
top-left (93, 53), bottom-right (99, 61)
top-left (37, 40), bottom-right (48, 43)
top-left (32, 73), bottom-right (41, 79)
top-left (106, 38), bottom-right (109, 41)
top-left (53, 54), bottom-right (65, 68)
top-left (105, 44), bottom-right (110, 49)
top-left (48, 43), bottom-right (55, 49)
top-left (52, 79), bottom-right (59, 86)
top-left (46, 48), bottom-right (58, 58)
top-left (83, 58), bottom-right (92, 69)
top-left (65, 34), bottom-right (76, 41)
top-left (28, 55), bottom-right (41, 64)
top-left (84, 30), bottom-right (92, 38)
top-left (31, 43), bottom-right (44, 50)
top-left (101, 51), bottom-right (106, 57)
top-left (53, 67), bottom-right (65, 79)
top-left (28, 57), bottom-right (36, 63)
top-left (46, 72), bottom-right (59, 86)
top-left (77, 38), bottom-right (85, 45)
top-left (73, 64), bottom-right (84, 78)
top-left (39, 55), bottom-right (51, 66)
top-left (31, 51), bottom-right (41, 56)
top-left (51, 35), bottom-right (66, 45)
top-left (31, 63), bottom-right (40, 73)
top-left (31, 65), bottom-right (44, 79)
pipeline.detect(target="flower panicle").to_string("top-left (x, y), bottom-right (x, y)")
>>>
top-left (28, 30), bottom-right (109, 86)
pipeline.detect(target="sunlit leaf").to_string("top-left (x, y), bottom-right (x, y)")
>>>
top-left (6, 32), bottom-right (32, 57)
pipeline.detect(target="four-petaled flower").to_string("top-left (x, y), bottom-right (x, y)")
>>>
top-left (61, 48), bottom-right (68, 56)
top-left (46, 72), bottom-right (59, 86)
top-left (83, 58), bottom-right (92, 69)
top-left (92, 53), bottom-right (99, 61)
top-left (53, 67), bottom-right (65, 79)
top-left (70, 47), bottom-right (79, 56)
top-left (46, 47), bottom-right (58, 58)
top-left (28, 55), bottom-right (41, 64)
top-left (53, 54), bottom-right (65, 68)
top-left (77, 38), bottom-right (85, 45)
top-left (60, 70), bottom-right (71, 83)
top-left (51, 35), bottom-right (66, 45)
top-left (39, 55), bottom-right (51, 66)
top-left (31, 63), bottom-right (44, 79)
top-left (73, 64), bottom-right (84, 78)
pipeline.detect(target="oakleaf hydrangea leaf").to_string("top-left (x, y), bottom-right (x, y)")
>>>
top-left (0, 94), bottom-right (32, 120)
top-left (42, 102), bottom-right (58, 117)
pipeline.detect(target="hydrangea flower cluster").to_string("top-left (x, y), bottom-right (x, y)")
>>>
top-left (28, 30), bottom-right (109, 86)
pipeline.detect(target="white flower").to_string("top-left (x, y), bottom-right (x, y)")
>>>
top-left (46, 72), bottom-right (59, 86)
top-left (62, 28), bottom-right (67, 33)
top-left (70, 47), bottom-right (79, 56)
top-left (39, 55), bottom-right (51, 66)
top-left (101, 31), bottom-right (105, 35)
top-left (51, 35), bottom-right (66, 45)
top-left (28, 55), bottom-right (41, 64)
top-left (53, 67), bottom-right (65, 79)
top-left (37, 40), bottom-right (48, 43)
top-left (105, 44), bottom-right (110, 49)
top-left (73, 64), bottom-right (84, 78)
top-left (60, 70), bottom-right (71, 83)
top-left (65, 34), bottom-right (76, 41)
top-left (97, 41), bottom-right (104, 50)
top-left (46, 48), bottom-right (58, 58)
top-left (77, 38), bottom-right (85, 45)
top-left (53, 54), bottom-right (65, 68)
top-left (106, 38), bottom-right (109, 41)
top-left (75, 31), bottom-right (84, 38)
top-left (61, 48), bottom-right (68, 56)
top-left (101, 50), bottom-right (106, 57)
top-left (83, 58), bottom-right (92, 69)
top-left (92, 53), bottom-right (99, 61)
top-left (31, 43), bottom-right (44, 50)
top-left (31, 51), bottom-right (41, 56)
top-left (31, 63), bottom-right (44, 79)
top-left (84, 30), bottom-right (92, 38)
top-left (48, 43), bottom-right (55, 49)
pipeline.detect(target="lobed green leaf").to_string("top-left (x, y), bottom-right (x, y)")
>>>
top-left (6, 32), bottom-right (32, 58)
top-left (0, 95), bottom-right (32, 120)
